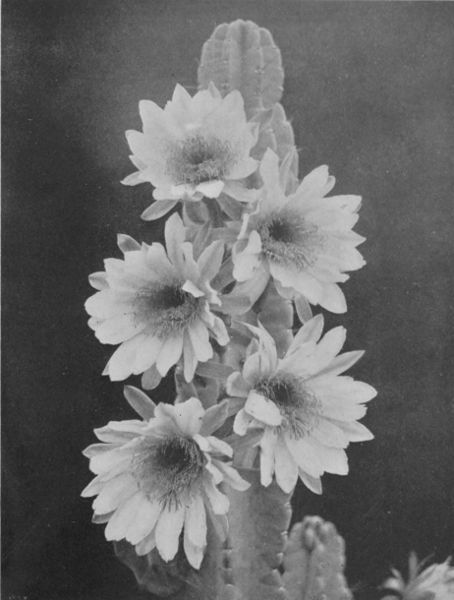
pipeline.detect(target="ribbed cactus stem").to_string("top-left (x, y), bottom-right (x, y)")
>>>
top-left (283, 517), bottom-right (353, 600)
top-left (198, 20), bottom-right (284, 118)
top-left (224, 468), bottom-right (292, 600)
top-left (198, 20), bottom-right (299, 185)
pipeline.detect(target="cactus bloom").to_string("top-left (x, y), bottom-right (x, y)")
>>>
top-left (85, 213), bottom-right (228, 382)
top-left (123, 83), bottom-right (258, 220)
top-left (228, 316), bottom-right (375, 494)
top-left (381, 553), bottom-right (454, 600)
top-left (232, 149), bottom-right (366, 314)
top-left (82, 396), bottom-right (249, 569)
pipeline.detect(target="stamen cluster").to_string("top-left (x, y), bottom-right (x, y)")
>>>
top-left (134, 435), bottom-right (206, 509)
top-left (167, 135), bottom-right (234, 186)
top-left (257, 211), bottom-right (320, 270)
top-left (136, 285), bottom-right (203, 337)
top-left (255, 373), bottom-right (320, 439)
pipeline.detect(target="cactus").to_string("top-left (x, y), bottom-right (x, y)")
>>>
top-left (114, 513), bottom-right (232, 600)
top-left (114, 471), bottom-right (291, 600)
top-left (198, 19), bottom-right (298, 187)
top-left (251, 103), bottom-right (299, 191)
top-left (224, 468), bottom-right (292, 600)
top-left (87, 18), bottom-right (373, 600)
top-left (198, 20), bottom-right (284, 118)
top-left (282, 517), bottom-right (353, 600)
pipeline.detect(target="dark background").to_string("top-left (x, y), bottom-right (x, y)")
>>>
top-left (3, 1), bottom-right (454, 599)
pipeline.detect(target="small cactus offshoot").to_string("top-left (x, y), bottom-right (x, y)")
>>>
top-left (283, 516), bottom-right (353, 600)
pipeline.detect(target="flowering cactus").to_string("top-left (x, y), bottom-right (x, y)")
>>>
top-left (81, 19), bottom-right (377, 599)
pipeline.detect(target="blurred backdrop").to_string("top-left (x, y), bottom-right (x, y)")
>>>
top-left (3, 1), bottom-right (454, 599)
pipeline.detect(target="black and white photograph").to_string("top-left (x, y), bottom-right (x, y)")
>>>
top-left (3, 2), bottom-right (454, 599)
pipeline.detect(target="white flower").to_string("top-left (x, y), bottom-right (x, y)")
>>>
top-left (82, 395), bottom-right (249, 569)
top-left (85, 213), bottom-right (229, 382)
top-left (227, 316), bottom-right (375, 494)
top-left (122, 83), bottom-right (258, 220)
top-left (232, 149), bottom-right (366, 314)
top-left (382, 553), bottom-right (454, 600)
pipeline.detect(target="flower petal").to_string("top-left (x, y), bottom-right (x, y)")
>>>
top-left (243, 322), bottom-right (278, 374)
top-left (226, 372), bottom-right (251, 398)
top-left (244, 390), bottom-right (282, 427)
top-left (155, 335), bottom-right (184, 377)
top-left (184, 494), bottom-right (207, 550)
top-left (106, 335), bottom-right (148, 381)
top-left (215, 461), bottom-right (250, 491)
top-left (319, 283), bottom-right (347, 314)
top-left (206, 436), bottom-right (233, 457)
top-left (233, 408), bottom-right (254, 436)
top-left (171, 397), bottom-right (205, 436)
top-left (183, 331), bottom-right (198, 383)
top-left (274, 438), bottom-right (298, 493)
top-left (287, 314), bottom-right (325, 351)
top-left (196, 180), bottom-right (224, 198)
top-left (285, 437), bottom-right (325, 478)
top-left (310, 419), bottom-right (349, 449)
top-left (291, 165), bottom-right (336, 205)
top-left (200, 401), bottom-right (229, 436)
top-left (258, 149), bottom-right (285, 214)
top-left (135, 530), bottom-right (157, 556)
top-left (319, 396), bottom-right (368, 422)
top-left (141, 200), bottom-right (178, 221)
top-left (233, 231), bottom-right (263, 282)
top-left (92, 474), bottom-right (137, 514)
top-left (301, 326), bottom-right (347, 376)
top-left (298, 469), bottom-right (322, 495)
top-left (104, 492), bottom-right (144, 541)
top-left (203, 479), bottom-right (229, 514)
top-left (164, 213), bottom-right (186, 272)
top-left (315, 350), bottom-right (364, 377)
top-left (330, 419), bottom-right (374, 442)
top-left (259, 429), bottom-right (277, 487)
top-left (155, 506), bottom-right (185, 561)
top-left (125, 497), bottom-right (162, 545)
top-left (309, 376), bottom-right (377, 403)
top-left (123, 385), bottom-right (156, 420)
top-left (311, 442), bottom-right (349, 475)
top-left (197, 240), bottom-right (225, 283)
top-left (269, 263), bottom-right (325, 307)
top-left (188, 320), bottom-right (213, 362)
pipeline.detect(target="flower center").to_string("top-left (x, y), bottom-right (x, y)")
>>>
top-left (258, 210), bottom-right (319, 269)
top-left (136, 283), bottom-right (204, 338)
top-left (135, 435), bottom-right (205, 508)
top-left (255, 373), bottom-right (320, 438)
top-left (167, 135), bottom-right (233, 185)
